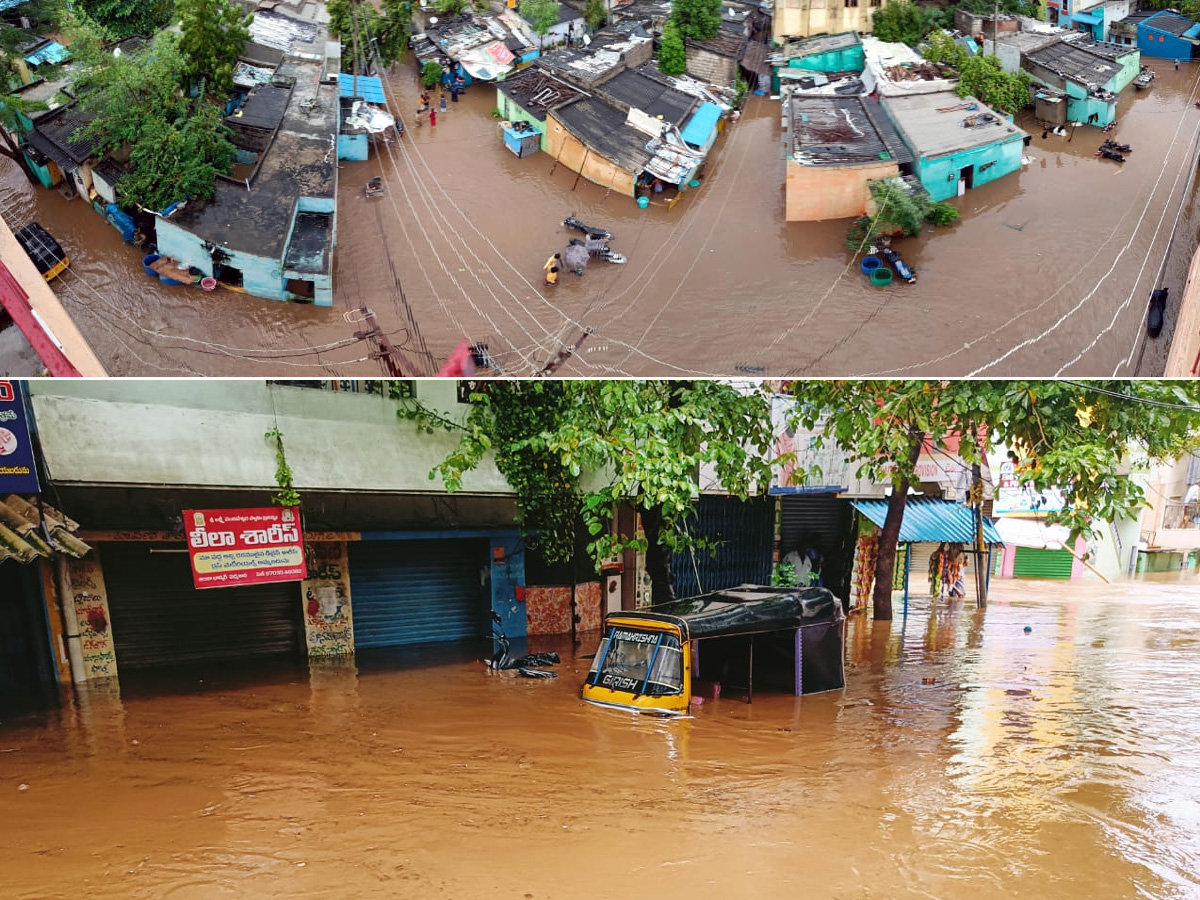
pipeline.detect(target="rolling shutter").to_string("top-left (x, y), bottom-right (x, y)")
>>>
top-left (779, 494), bottom-right (855, 601)
top-left (671, 495), bottom-right (774, 597)
top-left (102, 544), bottom-right (302, 668)
top-left (348, 540), bottom-right (488, 648)
top-left (1012, 546), bottom-right (1074, 579)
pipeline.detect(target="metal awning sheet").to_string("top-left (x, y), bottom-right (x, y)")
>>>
top-left (25, 41), bottom-right (69, 66)
top-left (1071, 11), bottom-right (1102, 24)
top-left (850, 497), bottom-right (1004, 545)
top-left (680, 101), bottom-right (722, 147)
top-left (338, 73), bottom-right (386, 103)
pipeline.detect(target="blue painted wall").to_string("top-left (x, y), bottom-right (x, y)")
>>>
top-left (914, 136), bottom-right (1025, 202)
top-left (1064, 80), bottom-right (1116, 126)
top-left (156, 218), bottom-right (292, 303)
top-left (489, 534), bottom-right (527, 641)
top-left (1138, 16), bottom-right (1197, 59)
top-left (338, 132), bottom-right (368, 161)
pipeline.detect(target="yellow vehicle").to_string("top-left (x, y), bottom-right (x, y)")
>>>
top-left (582, 585), bottom-right (846, 715)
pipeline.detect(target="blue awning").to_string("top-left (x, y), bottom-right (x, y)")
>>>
top-left (338, 73), bottom-right (386, 103)
top-left (1071, 10), bottom-right (1102, 24)
top-left (680, 102), bottom-right (722, 147)
top-left (0, 0), bottom-right (31, 11)
top-left (24, 41), bottom-right (69, 67)
top-left (1186, 23), bottom-right (1200, 38)
top-left (850, 498), bottom-right (1004, 545)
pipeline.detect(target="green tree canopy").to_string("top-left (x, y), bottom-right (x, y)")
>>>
top-left (80, 0), bottom-right (172, 40)
top-left (920, 32), bottom-right (1031, 114)
top-left (328, 0), bottom-right (411, 71)
top-left (871, 0), bottom-right (941, 46)
top-left (120, 100), bottom-right (235, 210)
top-left (658, 20), bottom-right (687, 77)
top-left (671, 0), bottom-right (721, 42)
top-left (177, 0), bottom-right (252, 96)
top-left (846, 179), bottom-right (959, 250)
top-left (523, 0), bottom-right (562, 47)
top-left (584, 0), bottom-right (607, 31)
top-left (789, 381), bottom-right (1200, 619)
top-left (399, 381), bottom-right (780, 604)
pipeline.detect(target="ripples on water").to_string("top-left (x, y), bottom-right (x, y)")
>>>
top-left (0, 579), bottom-right (1197, 899)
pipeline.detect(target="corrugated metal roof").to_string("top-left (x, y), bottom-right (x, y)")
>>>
top-left (551, 96), bottom-right (653, 174)
top-left (1143, 11), bottom-right (1196, 36)
top-left (789, 95), bottom-right (912, 167)
top-left (0, 494), bottom-right (91, 565)
top-left (28, 106), bottom-right (99, 166)
top-left (850, 497), bottom-right (1004, 545)
top-left (338, 73), bottom-right (385, 103)
top-left (599, 67), bottom-right (697, 125)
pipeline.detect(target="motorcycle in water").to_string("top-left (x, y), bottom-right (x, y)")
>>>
top-left (1100, 139), bottom-right (1132, 154)
top-left (1147, 288), bottom-right (1168, 338)
top-left (563, 215), bottom-right (627, 264)
top-left (488, 612), bottom-right (561, 678)
top-left (879, 246), bottom-right (917, 284)
top-left (1095, 146), bottom-right (1125, 163)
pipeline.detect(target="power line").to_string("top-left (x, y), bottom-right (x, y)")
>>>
top-left (1059, 380), bottom-right (1200, 413)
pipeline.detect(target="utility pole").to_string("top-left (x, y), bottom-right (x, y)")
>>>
top-left (971, 461), bottom-right (988, 608)
top-left (355, 306), bottom-right (420, 376)
top-left (993, 0), bottom-right (999, 58)
top-left (538, 329), bottom-right (592, 375)
top-left (350, 0), bottom-right (361, 96)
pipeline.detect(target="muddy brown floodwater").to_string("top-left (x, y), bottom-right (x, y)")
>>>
top-left (4, 59), bottom-right (1200, 376)
top-left (3, 577), bottom-right (1200, 899)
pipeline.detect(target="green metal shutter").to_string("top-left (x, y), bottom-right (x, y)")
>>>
top-left (348, 540), bottom-right (489, 648)
top-left (1012, 546), bottom-right (1074, 579)
top-left (102, 544), bottom-right (302, 669)
top-left (672, 495), bottom-right (774, 597)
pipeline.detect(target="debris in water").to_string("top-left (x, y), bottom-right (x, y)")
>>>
top-left (18, 783), bottom-right (29, 791)
top-left (1024, 625), bottom-right (1033, 633)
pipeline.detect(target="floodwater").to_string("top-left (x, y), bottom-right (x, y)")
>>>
top-left (2, 60), bottom-right (1200, 375)
top-left (2, 577), bottom-right (1199, 899)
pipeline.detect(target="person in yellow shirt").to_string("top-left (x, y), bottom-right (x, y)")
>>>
top-left (544, 252), bottom-right (561, 286)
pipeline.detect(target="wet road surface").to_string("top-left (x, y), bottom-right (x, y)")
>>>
top-left (2, 577), bottom-right (1199, 899)
top-left (2, 60), bottom-right (1200, 376)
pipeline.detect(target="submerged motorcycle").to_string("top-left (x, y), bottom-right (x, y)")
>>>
top-left (563, 215), bottom-right (627, 264)
top-left (488, 612), bottom-right (560, 678)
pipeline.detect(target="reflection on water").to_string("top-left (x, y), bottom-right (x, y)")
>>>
top-left (1, 578), bottom-right (1198, 899)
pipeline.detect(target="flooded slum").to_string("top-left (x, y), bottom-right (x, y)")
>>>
top-left (3, 55), bottom-right (1200, 375)
top-left (1, 578), bottom-right (1199, 900)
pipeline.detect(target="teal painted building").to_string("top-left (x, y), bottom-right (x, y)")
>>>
top-left (773, 31), bottom-right (864, 92)
top-left (495, 64), bottom-right (589, 155)
top-left (1022, 38), bottom-right (1139, 127)
top-left (882, 90), bottom-right (1028, 203)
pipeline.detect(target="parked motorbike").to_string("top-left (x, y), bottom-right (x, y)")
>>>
top-left (880, 247), bottom-right (917, 284)
top-left (488, 612), bottom-right (560, 678)
top-left (1095, 147), bottom-right (1126, 163)
top-left (1100, 139), bottom-right (1132, 154)
top-left (1147, 287), bottom-right (1168, 338)
top-left (563, 215), bottom-right (612, 241)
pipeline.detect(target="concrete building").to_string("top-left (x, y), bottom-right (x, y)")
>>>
top-left (685, 18), bottom-right (749, 88)
top-left (1136, 452), bottom-right (1200, 574)
top-left (882, 89), bottom-right (1028, 202)
top-left (1110, 9), bottom-right (1156, 46)
top-left (784, 95), bottom-right (912, 222)
top-left (1022, 38), bottom-right (1139, 127)
top-left (773, 0), bottom-right (893, 43)
top-left (1137, 10), bottom-right (1200, 60)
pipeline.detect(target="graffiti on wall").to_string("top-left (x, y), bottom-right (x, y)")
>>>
top-left (65, 554), bottom-right (119, 680)
top-left (301, 542), bottom-right (354, 657)
top-left (525, 586), bottom-right (572, 635)
top-left (574, 581), bottom-right (602, 633)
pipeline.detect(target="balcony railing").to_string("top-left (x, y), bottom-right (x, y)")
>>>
top-left (1162, 501), bottom-right (1200, 531)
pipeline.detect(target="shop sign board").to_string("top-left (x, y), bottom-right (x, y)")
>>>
top-left (183, 507), bottom-right (307, 589)
top-left (0, 380), bottom-right (40, 494)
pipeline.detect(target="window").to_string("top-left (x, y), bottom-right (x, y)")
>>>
top-left (586, 628), bottom-right (685, 696)
top-left (845, 0), bottom-right (858, 7)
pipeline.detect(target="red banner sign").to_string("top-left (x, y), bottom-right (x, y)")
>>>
top-left (183, 507), bottom-right (307, 590)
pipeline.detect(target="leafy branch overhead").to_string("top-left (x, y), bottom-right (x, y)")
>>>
top-left (399, 381), bottom-right (782, 603)
top-left (265, 426), bottom-right (302, 507)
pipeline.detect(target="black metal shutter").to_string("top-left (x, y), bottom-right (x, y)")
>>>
top-left (348, 540), bottom-right (488, 648)
top-left (102, 544), bottom-right (302, 669)
top-left (779, 494), bottom-right (855, 601)
top-left (671, 495), bottom-right (774, 598)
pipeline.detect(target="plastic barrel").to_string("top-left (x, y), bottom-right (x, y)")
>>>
top-left (861, 256), bottom-right (882, 276)
top-left (870, 267), bottom-right (893, 287)
top-left (142, 254), bottom-right (161, 277)
top-left (637, 196), bottom-right (650, 209)
top-left (688, 179), bottom-right (701, 188)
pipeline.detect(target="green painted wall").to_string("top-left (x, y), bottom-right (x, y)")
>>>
top-left (495, 89), bottom-right (549, 153)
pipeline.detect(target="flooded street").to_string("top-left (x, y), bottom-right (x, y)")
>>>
top-left (5, 59), bottom-right (1200, 375)
top-left (3, 578), bottom-right (1199, 899)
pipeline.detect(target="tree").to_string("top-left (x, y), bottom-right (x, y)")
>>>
top-left (523, 0), bottom-right (561, 49)
top-left (845, 179), bottom-right (959, 250)
top-left (434, 0), bottom-right (484, 16)
top-left (420, 60), bottom-right (443, 89)
top-left (80, 0), bottom-right (172, 39)
top-left (0, 25), bottom-right (47, 184)
top-left (584, 0), bottom-right (607, 32)
top-left (328, 0), bottom-right (411, 71)
top-left (398, 381), bottom-right (780, 605)
top-left (177, 0), bottom-right (252, 96)
top-left (671, 0), bottom-right (721, 42)
top-left (871, 0), bottom-right (939, 46)
top-left (658, 20), bottom-right (687, 77)
top-left (120, 100), bottom-right (236, 209)
top-left (789, 381), bottom-right (1200, 620)
top-left (956, 53), bottom-right (1032, 115)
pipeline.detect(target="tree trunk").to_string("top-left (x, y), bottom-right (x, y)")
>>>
top-left (638, 504), bottom-right (675, 606)
top-left (0, 130), bottom-right (40, 186)
top-left (871, 431), bottom-right (923, 621)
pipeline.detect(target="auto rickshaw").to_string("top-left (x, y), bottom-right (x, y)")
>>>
top-left (581, 584), bottom-right (846, 715)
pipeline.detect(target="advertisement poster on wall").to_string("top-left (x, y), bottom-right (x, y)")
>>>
top-left (0, 379), bottom-right (40, 494)
top-left (183, 507), bottom-right (307, 590)
top-left (993, 460), bottom-right (1067, 515)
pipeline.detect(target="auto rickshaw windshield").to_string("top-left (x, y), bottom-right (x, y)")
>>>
top-left (586, 627), bottom-right (684, 696)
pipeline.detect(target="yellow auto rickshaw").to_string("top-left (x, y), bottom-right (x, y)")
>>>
top-left (581, 584), bottom-right (846, 715)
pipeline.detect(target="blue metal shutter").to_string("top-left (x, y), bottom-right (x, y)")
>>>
top-left (348, 540), bottom-right (489, 648)
top-left (671, 495), bottom-right (774, 598)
